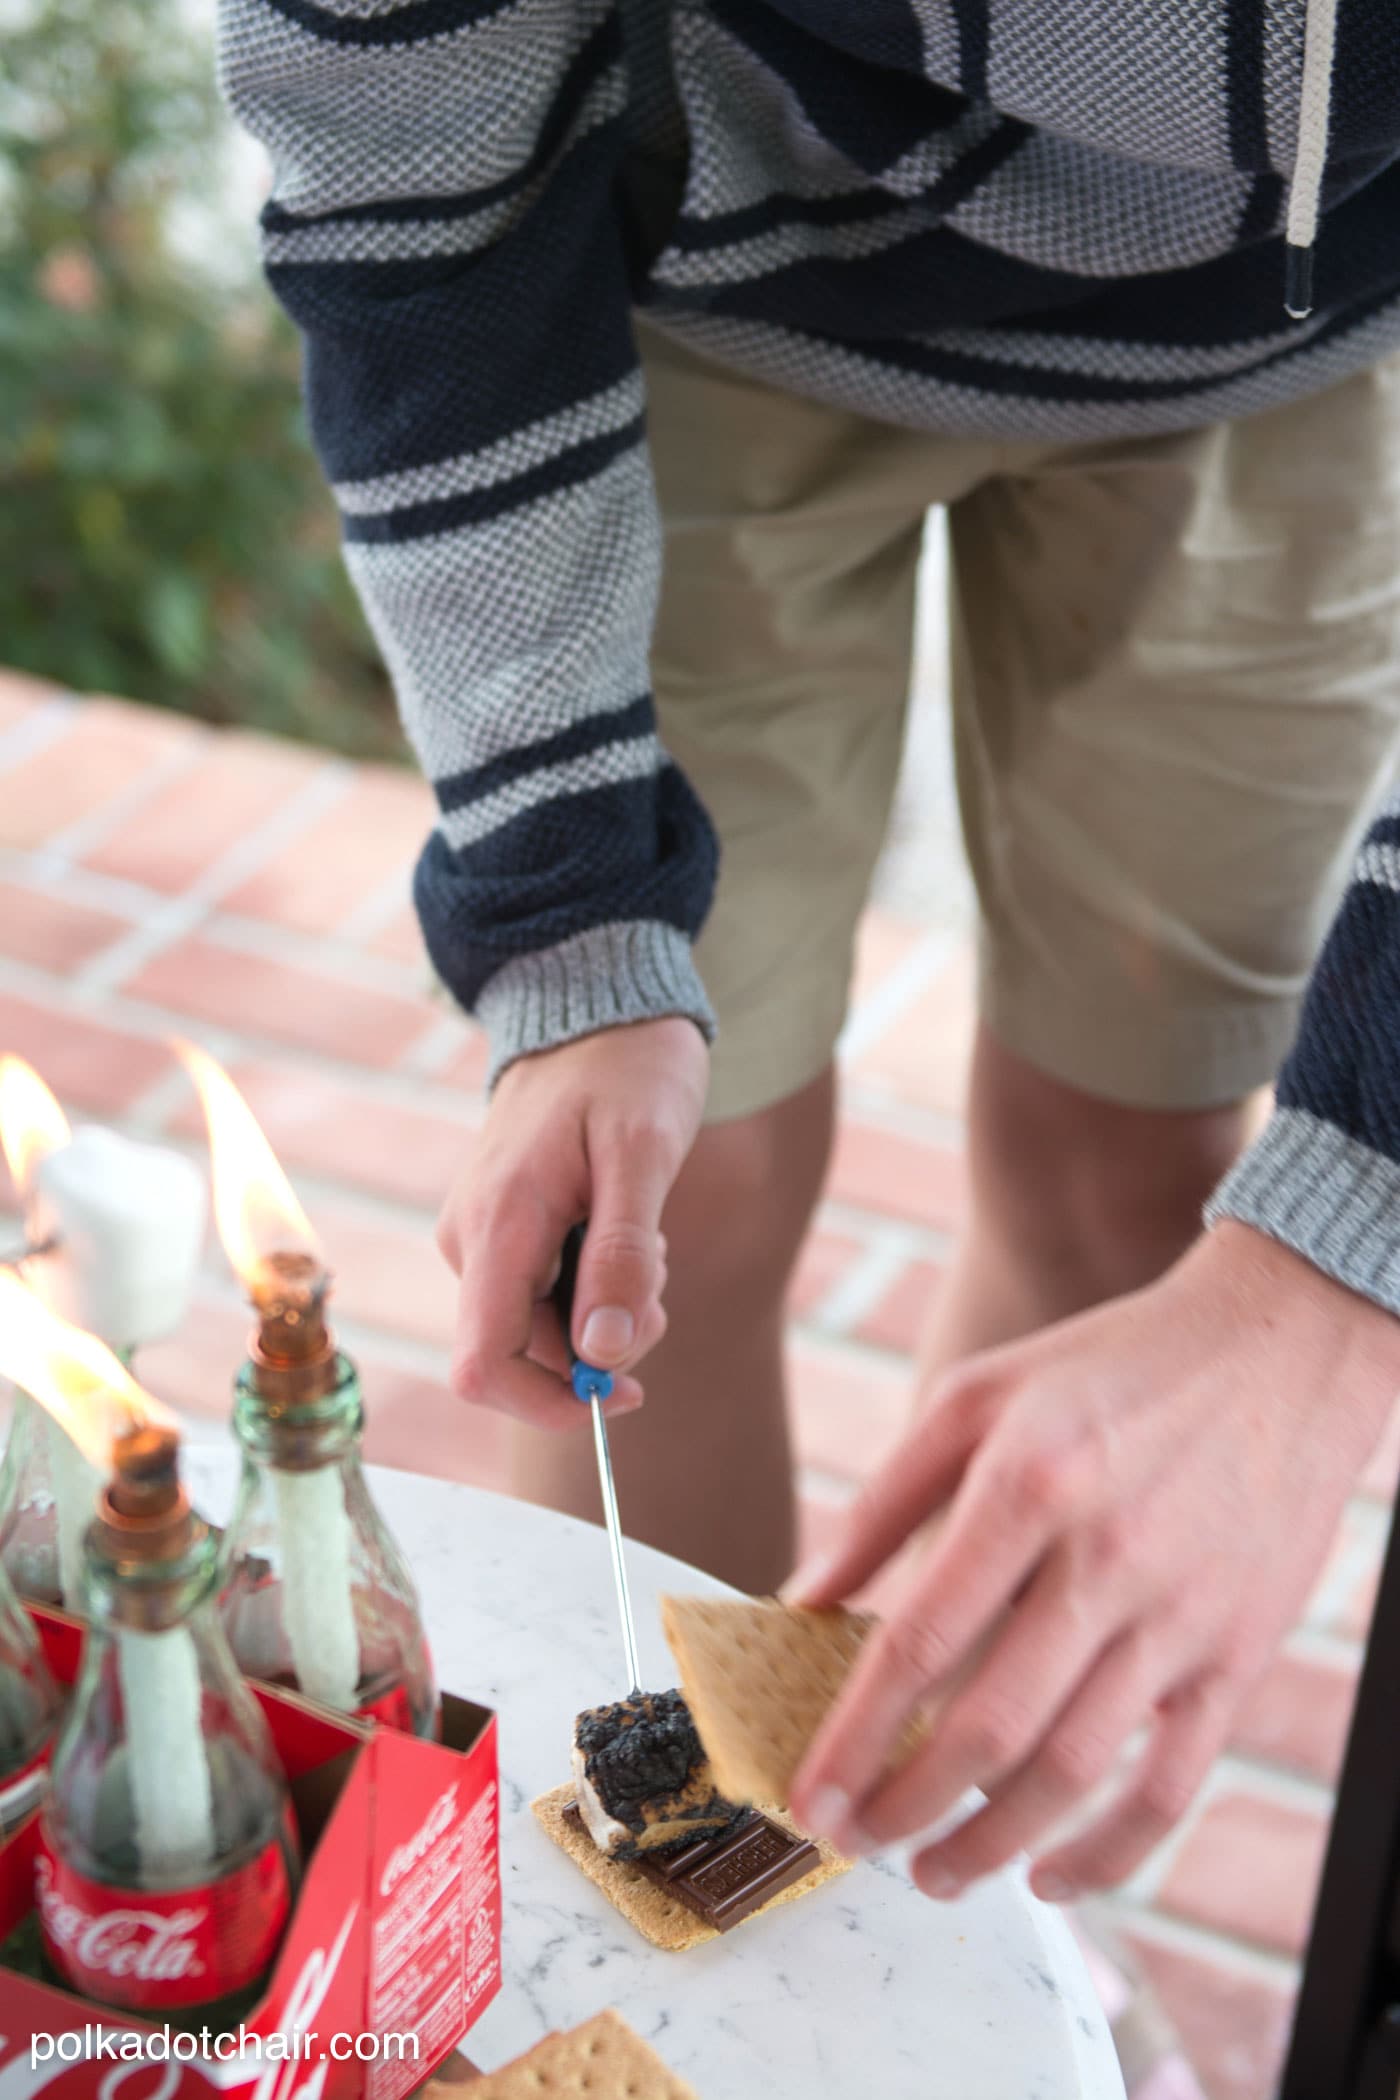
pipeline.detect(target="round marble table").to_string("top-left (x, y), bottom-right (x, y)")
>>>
top-left (185, 1449), bottom-right (1124, 2100)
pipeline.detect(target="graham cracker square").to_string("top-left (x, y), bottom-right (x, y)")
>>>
top-left (467, 2010), bottom-right (699, 2098)
top-left (659, 1597), bottom-right (878, 1806)
top-left (531, 1784), bottom-right (848, 1952)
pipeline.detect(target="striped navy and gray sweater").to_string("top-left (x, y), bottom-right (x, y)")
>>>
top-left (219, 0), bottom-right (1400, 1313)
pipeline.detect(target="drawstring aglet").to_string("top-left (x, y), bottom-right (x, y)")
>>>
top-left (1284, 244), bottom-right (1315, 322)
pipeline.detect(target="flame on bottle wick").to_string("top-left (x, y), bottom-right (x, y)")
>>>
top-left (0, 1055), bottom-right (71, 1209)
top-left (0, 1272), bottom-right (179, 1472)
top-left (174, 1042), bottom-right (321, 1298)
top-left (175, 1041), bottom-right (334, 1389)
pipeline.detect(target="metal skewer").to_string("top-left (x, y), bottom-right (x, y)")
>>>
top-left (553, 1224), bottom-right (642, 1695)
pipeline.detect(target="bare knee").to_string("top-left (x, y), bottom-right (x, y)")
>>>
top-left (662, 1066), bottom-right (835, 1315)
top-left (967, 1025), bottom-right (1250, 1298)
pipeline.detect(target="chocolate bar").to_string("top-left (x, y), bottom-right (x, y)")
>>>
top-left (571, 1689), bottom-right (740, 1858)
top-left (564, 1802), bottom-right (819, 1932)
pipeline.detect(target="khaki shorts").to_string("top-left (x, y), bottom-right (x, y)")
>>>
top-left (641, 321), bottom-right (1400, 1123)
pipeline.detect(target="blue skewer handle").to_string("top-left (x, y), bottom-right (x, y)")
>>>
top-left (552, 1222), bottom-right (615, 1402)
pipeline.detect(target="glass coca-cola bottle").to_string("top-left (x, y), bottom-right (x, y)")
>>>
top-left (218, 1254), bottom-right (438, 1738)
top-left (35, 1428), bottom-right (300, 2037)
top-left (0, 1386), bottom-right (104, 1611)
top-left (0, 1550), bottom-right (62, 1836)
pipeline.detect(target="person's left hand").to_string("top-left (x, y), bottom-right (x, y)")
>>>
top-left (787, 1220), bottom-right (1399, 1904)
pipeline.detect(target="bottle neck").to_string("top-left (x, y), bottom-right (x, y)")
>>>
top-left (84, 1518), bottom-right (221, 1634)
top-left (233, 1353), bottom-right (364, 1472)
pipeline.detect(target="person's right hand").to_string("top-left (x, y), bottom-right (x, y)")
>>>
top-left (436, 1016), bottom-right (708, 1430)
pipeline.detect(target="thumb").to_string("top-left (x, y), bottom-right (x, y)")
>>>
top-left (573, 1123), bottom-right (678, 1368)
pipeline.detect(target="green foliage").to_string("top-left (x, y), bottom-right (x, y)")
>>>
top-left (0, 0), bottom-right (403, 759)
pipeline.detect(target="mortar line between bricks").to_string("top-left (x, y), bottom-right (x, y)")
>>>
top-left (788, 1322), bottom-right (920, 1384)
top-left (1, 849), bottom-right (178, 925)
top-left (1304, 1495), bottom-right (1392, 1630)
top-left (1085, 1894), bottom-right (1301, 1991)
top-left (190, 1266), bottom-right (456, 1382)
top-left (1115, 1746), bottom-right (1335, 1917)
top-left (333, 1318), bottom-right (454, 1383)
top-left (71, 762), bottom-right (358, 995)
top-left (123, 1064), bottom-right (210, 1135)
top-left (249, 1162), bottom-right (445, 1240)
top-left (839, 1087), bottom-right (967, 1151)
top-left (1202, 1750), bottom-right (1337, 1817)
top-left (179, 1109), bottom-right (485, 1249)
top-left (333, 855), bottom-right (420, 946)
top-left (397, 1009), bottom-right (479, 1078)
top-left (137, 1124), bottom-right (454, 1243)
top-left (1280, 1622), bottom-right (1366, 1670)
top-left (0, 695), bottom-right (77, 776)
top-left (817, 1198), bottom-right (955, 1266)
top-left (0, 954), bottom-right (487, 1127)
top-left (1112, 1759), bottom-right (1228, 1908)
top-left (193, 907), bottom-right (430, 1000)
top-left (808, 1227), bottom-right (924, 1338)
top-left (836, 929), bottom-right (960, 1065)
top-left (29, 729), bottom-right (207, 871)
top-left (796, 1466), bottom-right (858, 1508)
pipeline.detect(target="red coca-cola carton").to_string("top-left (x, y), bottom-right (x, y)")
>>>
top-left (0, 1608), bottom-right (502, 2100)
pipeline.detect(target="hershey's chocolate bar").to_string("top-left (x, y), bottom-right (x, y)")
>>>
top-left (565, 1802), bottom-right (819, 1932)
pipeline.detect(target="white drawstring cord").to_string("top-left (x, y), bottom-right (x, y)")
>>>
top-left (1284, 0), bottom-right (1340, 319)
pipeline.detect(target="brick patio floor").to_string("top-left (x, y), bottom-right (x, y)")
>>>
top-left (1, 665), bottom-right (1392, 2099)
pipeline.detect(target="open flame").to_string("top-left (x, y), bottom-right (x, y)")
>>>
top-left (175, 1041), bottom-right (321, 1300)
top-left (0, 1272), bottom-right (179, 1470)
top-left (0, 1055), bottom-right (72, 1200)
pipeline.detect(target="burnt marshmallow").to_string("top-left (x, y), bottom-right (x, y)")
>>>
top-left (571, 1690), bottom-right (742, 1859)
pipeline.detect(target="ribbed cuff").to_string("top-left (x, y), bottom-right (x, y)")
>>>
top-left (1205, 1107), bottom-right (1400, 1317)
top-left (475, 919), bottom-right (717, 1088)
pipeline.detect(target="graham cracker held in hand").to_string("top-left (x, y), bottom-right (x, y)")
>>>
top-left (467, 2011), bottom-right (699, 2100)
top-left (660, 1597), bottom-right (887, 1806)
top-left (532, 1784), bottom-right (848, 1952)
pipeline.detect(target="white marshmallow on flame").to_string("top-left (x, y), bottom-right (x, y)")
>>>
top-left (14, 1126), bottom-right (203, 1609)
top-left (27, 1126), bottom-right (206, 1353)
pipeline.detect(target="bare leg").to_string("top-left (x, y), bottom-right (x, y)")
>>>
top-left (921, 1022), bottom-right (1252, 1373)
top-left (506, 1067), bottom-right (836, 1592)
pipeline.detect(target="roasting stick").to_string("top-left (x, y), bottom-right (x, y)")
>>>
top-left (552, 1225), bottom-right (642, 1696)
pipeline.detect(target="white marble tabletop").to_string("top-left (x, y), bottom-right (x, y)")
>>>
top-left (185, 1447), bottom-right (1124, 2100)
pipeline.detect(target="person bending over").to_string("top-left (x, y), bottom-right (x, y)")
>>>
top-left (221, 0), bottom-right (1400, 1901)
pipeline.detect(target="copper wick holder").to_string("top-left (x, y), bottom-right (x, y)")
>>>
top-left (94, 1424), bottom-right (198, 1570)
top-left (247, 1250), bottom-right (339, 1408)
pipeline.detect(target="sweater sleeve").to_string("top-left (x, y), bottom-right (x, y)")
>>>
top-left (217, 0), bottom-right (717, 1080)
top-left (1207, 788), bottom-right (1400, 1315)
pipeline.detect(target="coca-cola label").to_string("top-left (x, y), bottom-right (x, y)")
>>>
top-left (378, 1783), bottom-right (457, 1902)
top-left (34, 1829), bottom-right (292, 2012)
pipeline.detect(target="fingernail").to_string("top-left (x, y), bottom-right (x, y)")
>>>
top-left (920, 1865), bottom-right (962, 1901)
top-left (582, 1307), bottom-right (634, 1361)
top-left (780, 1554), bottom-right (835, 1605)
top-left (1034, 1875), bottom-right (1077, 1906)
top-left (803, 1785), bottom-right (853, 1844)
